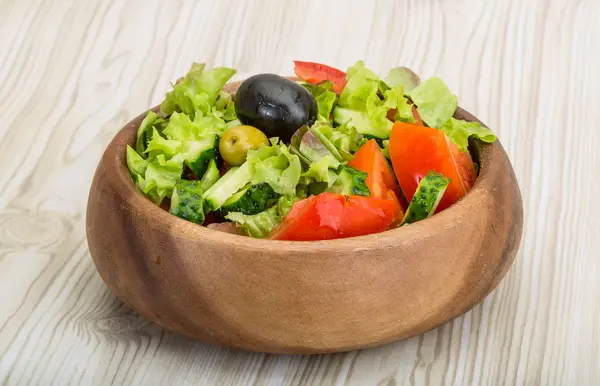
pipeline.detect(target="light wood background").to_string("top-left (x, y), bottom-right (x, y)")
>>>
top-left (1, 0), bottom-right (599, 384)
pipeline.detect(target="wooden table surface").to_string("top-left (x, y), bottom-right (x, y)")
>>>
top-left (1, 0), bottom-right (599, 384)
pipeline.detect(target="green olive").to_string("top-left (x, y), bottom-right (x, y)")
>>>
top-left (219, 125), bottom-right (269, 166)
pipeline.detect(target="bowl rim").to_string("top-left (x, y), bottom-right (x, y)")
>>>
top-left (103, 80), bottom-right (501, 253)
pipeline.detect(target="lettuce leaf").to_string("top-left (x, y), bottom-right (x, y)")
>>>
top-left (333, 61), bottom-right (397, 140)
top-left (135, 111), bottom-right (168, 155)
top-left (140, 154), bottom-right (185, 204)
top-left (303, 81), bottom-right (337, 122)
top-left (384, 67), bottom-right (420, 92)
top-left (300, 156), bottom-right (339, 187)
top-left (407, 77), bottom-right (458, 128)
top-left (213, 91), bottom-right (237, 122)
top-left (225, 194), bottom-right (303, 238)
top-left (163, 111), bottom-right (227, 142)
top-left (126, 145), bottom-right (149, 176)
top-left (248, 144), bottom-right (301, 196)
top-left (440, 118), bottom-right (497, 152)
top-left (298, 129), bottom-right (340, 167)
top-left (381, 140), bottom-right (391, 160)
top-left (395, 96), bottom-right (416, 124)
top-left (339, 60), bottom-right (380, 110)
top-left (160, 63), bottom-right (236, 119)
top-left (145, 128), bottom-right (182, 158)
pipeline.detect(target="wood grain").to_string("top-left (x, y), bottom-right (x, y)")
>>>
top-left (1, 0), bottom-right (599, 383)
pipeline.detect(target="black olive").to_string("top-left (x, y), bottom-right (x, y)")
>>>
top-left (234, 74), bottom-right (317, 143)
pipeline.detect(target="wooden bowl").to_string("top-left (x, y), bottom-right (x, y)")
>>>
top-left (86, 78), bottom-right (523, 354)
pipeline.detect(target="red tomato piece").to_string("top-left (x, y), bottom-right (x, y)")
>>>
top-left (269, 193), bottom-right (401, 241)
top-left (293, 61), bottom-right (347, 94)
top-left (348, 139), bottom-right (401, 201)
top-left (389, 122), bottom-right (477, 212)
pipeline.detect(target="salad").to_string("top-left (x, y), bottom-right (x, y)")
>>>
top-left (126, 60), bottom-right (497, 241)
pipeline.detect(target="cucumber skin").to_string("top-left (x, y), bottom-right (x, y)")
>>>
top-left (328, 166), bottom-right (370, 197)
top-left (185, 135), bottom-right (220, 178)
top-left (221, 183), bottom-right (279, 215)
top-left (170, 180), bottom-right (205, 225)
top-left (402, 171), bottom-right (450, 225)
top-left (199, 159), bottom-right (220, 191)
top-left (203, 162), bottom-right (253, 211)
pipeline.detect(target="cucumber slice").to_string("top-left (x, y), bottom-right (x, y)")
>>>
top-left (170, 180), bottom-right (205, 224)
top-left (199, 159), bottom-right (220, 191)
top-left (183, 134), bottom-right (219, 178)
top-left (327, 166), bottom-right (370, 196)
top-left (202, 161), bottom-right (253, 211)
top-left (401, 171), bottom-right (451, 225)
top-left (221, 183), bottom-right (279, 215)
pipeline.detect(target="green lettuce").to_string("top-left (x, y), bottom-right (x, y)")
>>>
top-left (381, 140), bottom-right (391, 160)
top-left (300, 156), bottom-right (339, 187)
top-left (333, 61), bottom-right (397, 140)
top-left (303, 81), bottom-right (337, 122)
top-left (395, 96), bottom-right (416, 124)
top-left (384, 67), bottom-right (420, 92)
top-left (440, 118), bottom-right (497, 152)
top-left (145, 128), bottom-right (182, 158)
top-left (225, 194), bottom-right (303, 238)
top-left (126, 145), bottom-right (149, 176)
top-left (213, 91), bottom-right (237, 122)
top-left (163, 111), bottom-right (227, 141)
top-left (160, 63), bottom-right (236, 119)
top-left (339, 61), bottom-right (379, 110)
top-left (140, 154), bottom-right (185, 204)
top-left (135, 111), bottom-right (168, 155)
top-left (407, 77), bottom-right (458, 128)
top-left (248, 143), bottom-right (302, 196)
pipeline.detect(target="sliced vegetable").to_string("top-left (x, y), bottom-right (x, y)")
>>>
top-left (300, 156), bottom-right (339, 187)
top-left (332, 61), bottom-right (402, 140)
top-left (141, 154), bottom-right (185, 205)
top-left (440, 117), bottom-right (497, 152)
top-left (407, 77), bottom-right (457, 128)
top-left (219, 125), bottom-right (270, 166)
top-left (170, 180), bottom-right (205, 224)
top-left (269, 193), bottom-right (401, 241)
top-left (339, 61), bottom-right (379, 109)
top-left (160, 63), bottom-right (237, 119)
top-left (401, 171), bottom-right (450, 225)
top-left (348, 139), bottom-right (400, 200)
top-left (135, 111), bottom-right (168, 155)
top-left (249, 143), bottom-right (302, 196)
top-left (389, 122), bottom-right (476, 212)
top-left (327, 166), bottom-right (370, 196)
top-left (333, 107), bottom-right (386, 139)
top-left (203, 161), bottom-right (254, 211)
top-left (182, 134), bottom-right (219, 178)
top-left (297, 130), bottom-right (340, 167)
top-left (163, 112), bottom-right (227, 142)
top-left (199, 159), bottom-right (220, 191)
top-left (302, 82), bottom-right (337, 122)
top-left (305, 127), bottom-right (342, 162)
top-left (293, 61), bottom-right (347, 94)
top-left (384, 67), bottom-right (420, 92)
top-left (221, 183), bottom-right (279, 215)
top-left (126, 146), bottom-right (148, 176)
top-left (226, 195), bottom-right (302, 238)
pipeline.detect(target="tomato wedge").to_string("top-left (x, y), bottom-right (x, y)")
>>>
top-left (269, 193), bottom-right (401, 241)
top-left (293, 61), bottom-right (347, 94)
top-left (348, 139), bottom-right (401, 201)
top-left (389, 122), bottom-right (477, 212)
